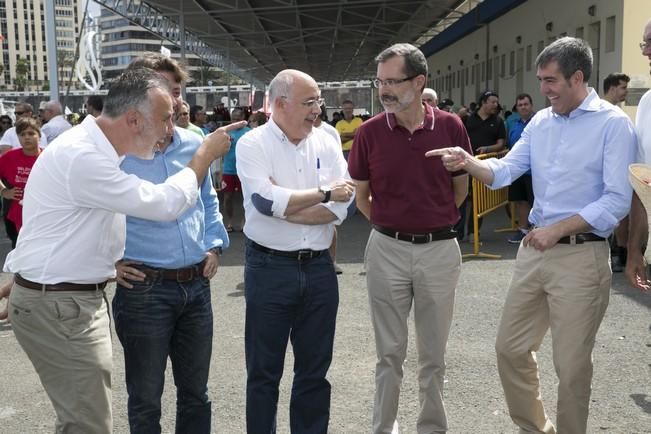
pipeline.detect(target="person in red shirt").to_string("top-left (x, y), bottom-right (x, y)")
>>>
top-left (0, 117), bottom-right (42, 320)
top-left (0, 116), bottom-right (43, 246)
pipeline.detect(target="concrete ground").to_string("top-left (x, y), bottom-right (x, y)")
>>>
top-left (1, 209), bottom-right (650, 433)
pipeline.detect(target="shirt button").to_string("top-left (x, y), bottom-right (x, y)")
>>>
top-left (298, 169), bottom-right (302, 173)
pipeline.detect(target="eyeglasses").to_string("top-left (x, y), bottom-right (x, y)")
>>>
top-left (281, 96), bottom-right (325, 109)
top-left (640, 41), bottom-right (651, 51)
top-left (14, 111), bottom-right (25, 115)
top-left (178, 112), bottom-right (189, 116)
top-left (372, 76), bottom-right (418, 88)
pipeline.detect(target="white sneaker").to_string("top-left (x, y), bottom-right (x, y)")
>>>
top-left (391, 420), bottom-right (400, 434)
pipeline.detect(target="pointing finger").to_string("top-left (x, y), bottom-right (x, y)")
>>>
top-left (217, 120), bottom-right (248, 133)
top-left (425, 148), bottom-right (453, 158)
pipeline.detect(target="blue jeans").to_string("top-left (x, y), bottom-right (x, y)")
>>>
top-left (244, 241), bottom-right (339, 434)
top-left (112, 273), bottom-right (213, 434)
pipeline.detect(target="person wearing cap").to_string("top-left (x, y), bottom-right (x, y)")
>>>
top-left (236, 69), bottom-right (354, 433)
top-left (422, 88), bottom-right (438, 107)
top-left (0, 102), bottom-right (48, 153)
top-left (626, 18), bottom-right (651, 291)
top-left (429, 36), bottom-right (637, 434)
top-left (349, 43), bottom-right (471, 434)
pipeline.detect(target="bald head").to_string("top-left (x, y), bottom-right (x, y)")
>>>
top-left (268, 69), bottom-right (321, 144)
top-left (268, 69), bottom-right (317, 108)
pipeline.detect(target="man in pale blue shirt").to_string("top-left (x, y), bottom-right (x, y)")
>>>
top-left (110, 54), bottom-right (239, 434)
top-left (428, 37), bottom-right (637, 434)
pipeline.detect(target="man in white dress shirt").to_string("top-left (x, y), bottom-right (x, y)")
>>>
top-left (40, 100), bottom-right (72, 143)
top-left (0, 102), bottom-right (47, 152)
top-left (236, 69), bottom-right (355, 433)
top-left (4, 67), bottom-right (235, 434)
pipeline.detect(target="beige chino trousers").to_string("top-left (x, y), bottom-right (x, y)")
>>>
top-left (365, 229), bottom-right (461, 434)
top-left (9, 283), bottom-right (113, 434)
top-left (495, 241), bottom-right (611, 434)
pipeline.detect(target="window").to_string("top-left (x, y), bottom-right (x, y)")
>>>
top-left (576, 26), bottom-right (584, 39)
top-left (526, 45), bottom-right (532, 71)
top-left (509, 51), bottom-right (515, 75)
top-left (605, 16), bottom-right (616, 52)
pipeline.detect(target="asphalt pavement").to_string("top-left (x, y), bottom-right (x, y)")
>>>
top-left (0, 209), bottom-right (650, 433)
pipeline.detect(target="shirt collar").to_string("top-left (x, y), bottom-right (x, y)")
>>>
top-left (553, 87), bottom-right (600, 118)
top-left (384, 103), bottom-right (434, 131)
top-left (267, 117), bottom-right (311, 146)
top-left (81, 115), bottom-right (120, 163)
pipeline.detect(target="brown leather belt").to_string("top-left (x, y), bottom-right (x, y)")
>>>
top-left (557, 233), bottom-right (605, 245)
top-left (135, 260), bottom-right (206, 283)
top-left (373, 224), bottom-right (457, 244)
top-left (15, 273), bottom-right (108, 291)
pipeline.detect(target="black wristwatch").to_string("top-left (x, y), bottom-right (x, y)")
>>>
top-left (318, 186), bottom-right (331, 203)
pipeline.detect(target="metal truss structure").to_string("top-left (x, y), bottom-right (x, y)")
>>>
top-left (93, 0), bottom-right (471, 85)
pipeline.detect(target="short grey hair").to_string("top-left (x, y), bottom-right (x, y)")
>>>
top-left (268, 70), bottom-right (296, 107)
top-left (44, 100), bottom-right (63, 115)
top-left (102, 68), bottom-right (171, 118)
top-left (535, 36), bottom-right (592, 82)
top-left (375, 43), bottom-right (428, 85)
top-left (422, 88), bottom-right (437, 100)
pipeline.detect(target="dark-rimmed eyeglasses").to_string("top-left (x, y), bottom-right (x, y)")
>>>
top-left (640, 41), bottom-right (651, 51)
top-left (14, 111), bottom-right (25, 116)
top-left (372, 76), bottom-right (418, 88)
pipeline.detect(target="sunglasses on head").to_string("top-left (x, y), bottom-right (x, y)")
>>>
top-left (14, 111), bottom-right (25, 115)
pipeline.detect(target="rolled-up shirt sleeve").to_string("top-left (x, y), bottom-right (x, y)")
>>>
top-left (319, 145), bottom-right (354, 225)
top-left (236, 133), bottom-right (293, 218)
top-left (68, 150), bottom-right (198, 221)
top-left (577, 117), bottom-right (637, 233)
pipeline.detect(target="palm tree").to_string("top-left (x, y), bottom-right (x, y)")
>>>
top-left (14, 57), bottom-right (30, 90)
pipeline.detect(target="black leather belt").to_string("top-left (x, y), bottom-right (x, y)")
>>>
top-left (15, 273), bottom-right (107, 291)
top-left (558, 233), bottom-right (605, 245)
top-left (135, 260), bottom-right (205, 283)
top-left (250, 240), bottom-right (326, 260)
top-left (373, 225), bottom-right (457, 244)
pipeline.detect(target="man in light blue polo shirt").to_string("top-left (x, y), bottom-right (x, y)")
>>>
top-left (429, 37), bottom-right (637, 434)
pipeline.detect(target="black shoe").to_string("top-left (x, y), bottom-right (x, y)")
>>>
top-left (612, 256), bottom-right (623, 273)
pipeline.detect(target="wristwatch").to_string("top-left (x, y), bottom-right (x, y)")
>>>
top-left (209, 247), bottom-right (222, 256)
top-left (318, 186), bottom-right (331, 203)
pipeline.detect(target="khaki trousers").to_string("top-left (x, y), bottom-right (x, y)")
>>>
top-left (9, 283), bottom-right (113, 434)
top-left (495, 241), bottom-right (611, 434)
top-left (365, 229), bottom-right (461, 434)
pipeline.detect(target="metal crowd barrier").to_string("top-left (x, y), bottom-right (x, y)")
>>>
top-left (464, 149), bottom-right (514, 259)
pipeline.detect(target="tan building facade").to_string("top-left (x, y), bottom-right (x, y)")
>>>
top-left (425, 0), bottom-right (650, 119)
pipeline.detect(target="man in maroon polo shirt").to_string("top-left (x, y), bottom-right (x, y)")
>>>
top-left (348, 43), bottom-right (472, 434)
